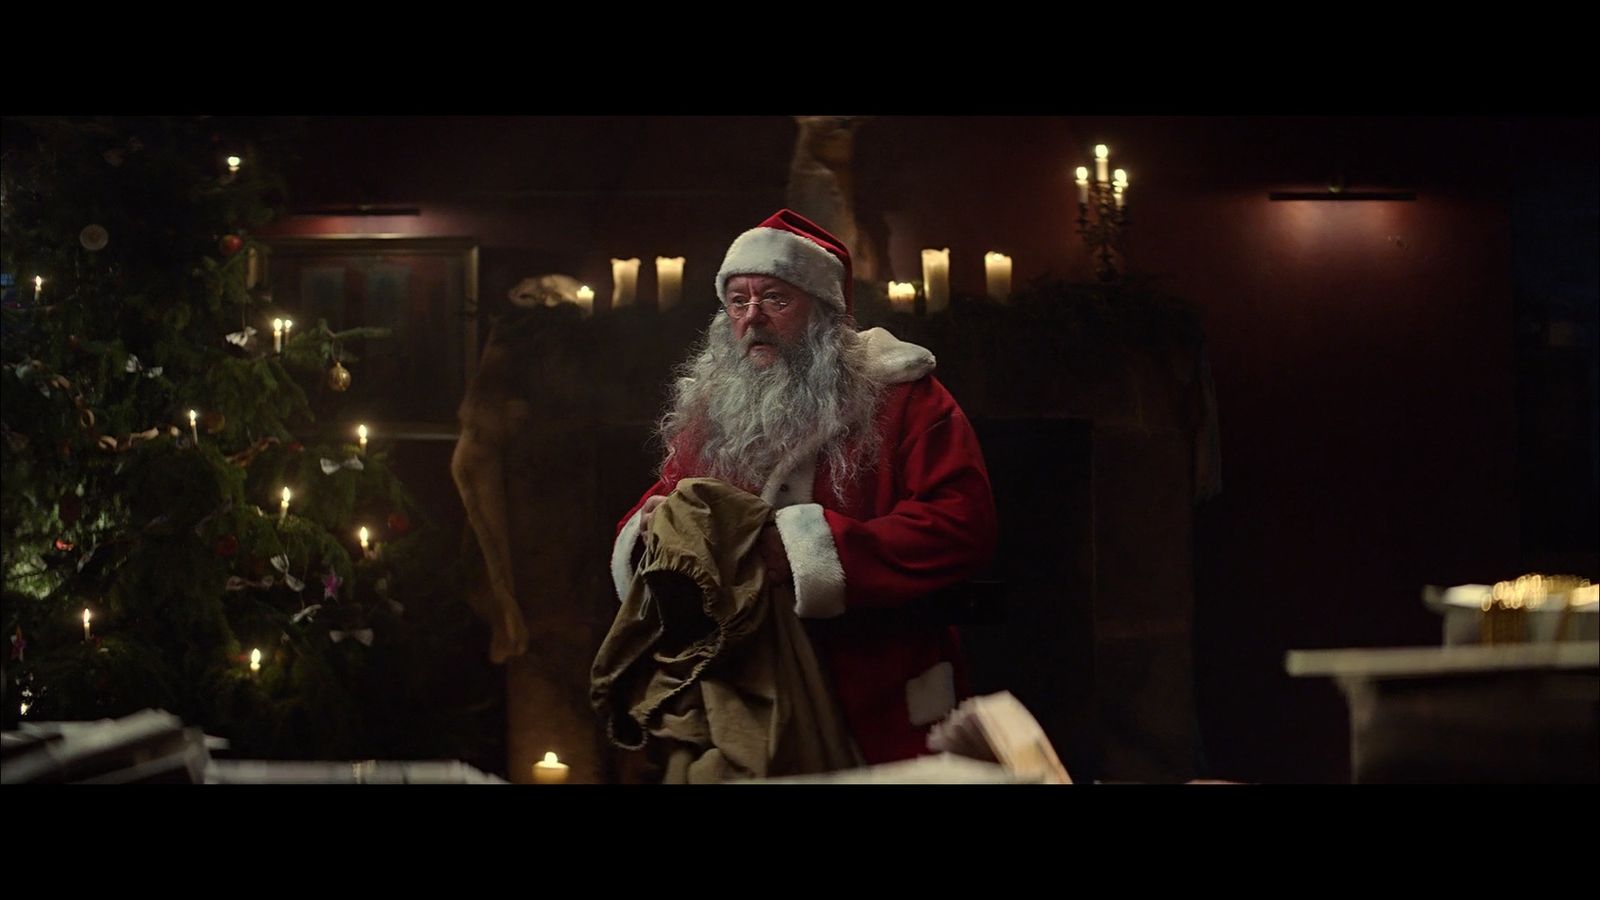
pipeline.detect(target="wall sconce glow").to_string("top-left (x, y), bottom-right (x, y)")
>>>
top-left (250, 648), bottom-right (262, 673)
top-left (984, 252), bottom-right (1013, 301)
top-left (920, 249), bottom-right (951, 315)
top-left (1094, 144), bottom-right (1110, 182)
top-left (655, 257), bottom-right (685, 310)
top-left (610, 258), bottom-right (641, 308)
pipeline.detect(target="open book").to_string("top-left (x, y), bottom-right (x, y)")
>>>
top-left (926, 691), bottom-right (1073, 784)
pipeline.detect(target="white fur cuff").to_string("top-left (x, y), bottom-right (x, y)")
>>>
top-left (774, 503), bottom-right (846, 619)
top-left (611, 509), bottom-right (644, 603)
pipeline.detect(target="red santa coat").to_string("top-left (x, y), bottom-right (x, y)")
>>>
top-left (610, 328), bottom-right (999, 764)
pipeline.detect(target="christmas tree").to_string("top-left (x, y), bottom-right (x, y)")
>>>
top-left (1, 116), bottom-right (498, 764)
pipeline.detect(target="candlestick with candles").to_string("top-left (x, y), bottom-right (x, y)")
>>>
top-left (984, 252), bottom-right (1013, 302)
top-left (656, 257), bottom-right (685, 311)
top-left (357, 424), bottom-right (368, 455)
top-left (920, 249), bottom-right (951, 315)
top-left (279, 486), bottom-right (291, 523)
top-left (1076, 146), bottom-right (1133, 282)
top-left (533, 751), bottom-right (570, 784)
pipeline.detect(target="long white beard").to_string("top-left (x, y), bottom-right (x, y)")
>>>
top-left (658, 309), bottom-right (884, 503)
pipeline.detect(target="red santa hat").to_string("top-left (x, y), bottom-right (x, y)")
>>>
top-left (716, 209), bottom-right (853, 316)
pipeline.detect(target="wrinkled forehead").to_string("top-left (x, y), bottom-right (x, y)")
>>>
top-left (723, 273), bottom-right (806, 297)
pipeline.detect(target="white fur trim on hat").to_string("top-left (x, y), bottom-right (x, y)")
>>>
top-left (717, 227), bottom-right (847, 311)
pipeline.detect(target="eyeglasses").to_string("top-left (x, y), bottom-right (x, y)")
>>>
top-left (724, 296), bottom-right (792, 319)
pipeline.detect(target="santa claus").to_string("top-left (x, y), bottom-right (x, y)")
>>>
top-left (610, 209), bottom-right (998, 765)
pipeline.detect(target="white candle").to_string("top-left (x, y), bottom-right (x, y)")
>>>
top-left (984, 252), bottom-right (1013, 301)
top-left (359, 526), bottom-right (370, 554)
top-left (610, 258), bottom-right (641, 308)
top-left (533, 751), bottom-right (570, 784)
top-left (272, 318), bottom-right (283, 353)
top-left (887, 282), bottom-right (916, 314)
top-left (1113, 169), bottom-right (1129, 210)
top-left (357, 424), bottom-right (368, 455)
top-left (575, 285), bottom-right (595, 315)
top-left (1095, 144), bottom-right (1110, 183)
top-left (189, 410), bottom-right (200, 446)
top-left (655, 256), bottom-right (685, 311)
top-left (1075, 166), bottom-right (1090, 205)
top-left (227, 155), bottom-right (242, 175)
top-left (282, 319), bottom-right (293, 347)
top-left (279, 486), bottom-right (291, 523)
top-left (83, 608), bottom-right (92, 642)
top-left (250, 648), bottom-right (261, 674)
top-left (33, 276), bottom-right (42, 302)
top-left (920, 248), bottom-right (951, 315)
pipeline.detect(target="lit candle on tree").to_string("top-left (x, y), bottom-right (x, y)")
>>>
top-left (34, 276), bottom-right (43, 302)
top-left (250, 648), bottom-right (261, 674)
top-left (533, 751), bottom-right (570, 784)
top-left (189, 410), bottom-right (200, 446)
top-left (272, 318), bottom-right (283, 353)
top-left (227, 155), bottom-right (242, 175)
top-left (357, 424), bottom-right (368, 455)
top-left (1095, 144), bottom-right (1110, 183)
top-left (279, 486), bottom-right (291, 523)
top-left (358, 526), bottom-right (370, 555)
top-left (83, 608), bottom-right (92, 641)
top-left (282, 318), bottom-right (293, 348)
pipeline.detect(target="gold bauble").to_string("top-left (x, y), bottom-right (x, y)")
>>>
top-left (327, 361), bottom-right (352, 392)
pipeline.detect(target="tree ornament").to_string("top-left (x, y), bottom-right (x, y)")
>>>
top-left (387, 511), bottom-right (411, 536)
top-left (80, 224), bottom-right (109, 252)
top-left (327, 360), bottom-right (352, 392)
top-left (219, 234), bottom-right (243, 257)
top-left (214, 534), bottom-right (239, 558)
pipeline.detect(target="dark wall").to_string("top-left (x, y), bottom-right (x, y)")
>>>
top-left (263, 115), bottom-right (1595, 783)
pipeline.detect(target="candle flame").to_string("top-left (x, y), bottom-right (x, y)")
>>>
top-left (1095, 144), bottom-right (1109, 160)
top-left (281, 486), bottom-right (291, 503)
top-left (542, 752), bottom-right (560, 765)
top-left (359, 526), bottom-right (369, 545)
top-left (1075, 166), bottom-right (1089, 182)
top-left (358, 424), bottom-right (368, 440)
top-left (83, 608), bottom-right (91, 625)
top-left (35, 276), bottom-right (44, 290)
top-left (226, 155), bottom-right (242, 168)
top-left (189, 409), bottom-right (198, 424)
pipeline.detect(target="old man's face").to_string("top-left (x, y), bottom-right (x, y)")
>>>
top-left (723, 274), bottom-right (816, 369)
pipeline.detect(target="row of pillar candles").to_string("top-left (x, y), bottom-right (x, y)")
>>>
top-left (579, 249), bottom-right (1016, 315)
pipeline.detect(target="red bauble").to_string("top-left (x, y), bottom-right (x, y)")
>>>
top-left (214, 534), bottom-right (239, 558)
top-left (286, 441), bottom-right (304, 454)
top-left (387, 511), bottom-right (411, 536)
top-left (219, 235), bottom-right (244, 257)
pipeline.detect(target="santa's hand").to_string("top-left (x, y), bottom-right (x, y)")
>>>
top-left (640, 495), bottom-right (667, 530)
top-left (760, 524), bottom-right (791, 585)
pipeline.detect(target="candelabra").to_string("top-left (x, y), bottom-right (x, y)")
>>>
top-left (1075, 144), bottom-right (1131, 283)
